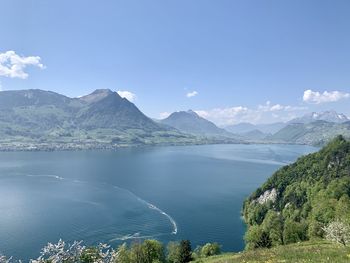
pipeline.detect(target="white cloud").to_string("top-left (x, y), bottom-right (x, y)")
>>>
top-left (195, 106), bottom-right (252, 126)
top-left (186, 91), bottom-right (198, 98)
top-left (159, 112), bottom-right (171, 119)
top-left (258, 101), bottom-right (306, 112)
top-left (117, 90), bottom-right (136, 102)
top-left (303, 89), bottom-right (350, 104)
top-left (0, 50), bottom-right (45, 79)
top-left (195, 102), bottom-right (307, 126)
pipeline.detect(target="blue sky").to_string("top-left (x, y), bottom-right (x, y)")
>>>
top-left (0, 0), bottom-right (349, 125)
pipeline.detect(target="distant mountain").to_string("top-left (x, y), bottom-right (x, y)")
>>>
top-left (289, 110), bottom-right (349, 124)
top-left (76, 89), bottom-right (162, 131)
top-left (255, 122), bottom-right (287, 134)
top-left (240, 129), bottom-right (268, 141)
top-left (224, 122), bottom-right (257, 134)
top-left (268, 120), bottom-right (350, 145)
top-left (0, 89), bottom-right (163, 133)
top-left (225, 122), bottom-right (286, 135)
top-left (0, 89), bottom-right (207, 150)
top-left (160, 110), bottom-right (236, 138)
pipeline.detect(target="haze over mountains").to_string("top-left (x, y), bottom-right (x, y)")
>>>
top-left (0, 89), bottom-right (204, 150)
top-left (0, 89), bottom-right (242, 150)
top-left (0, 89), bottom-right (348, 149)
top-left (288, 110), bottom-right (349, 124)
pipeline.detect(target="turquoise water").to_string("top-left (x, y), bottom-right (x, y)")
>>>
top-left (0, 144), bottom-right (317, 260)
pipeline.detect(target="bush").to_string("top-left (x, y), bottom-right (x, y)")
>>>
top-left (200, 243), bottom-right (221, 257)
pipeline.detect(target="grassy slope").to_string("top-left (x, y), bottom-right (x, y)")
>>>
top-left (197, 241), bottom-right (350, 263)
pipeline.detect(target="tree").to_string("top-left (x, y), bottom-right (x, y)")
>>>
top-left (129, 242), bottom-right (144, 263)
top-left (200, 243), bottom-right (221, 257)
top-left (166, 242), bottom-right (181, 263)
top-left (114, 243), bottom-right (131, 263)
top-left (262, 211), bottom-right (284, 246)
top-left (244, 225), bottom-right (272, 249)
top-left (178, 240), bottom-right (192, 263)
top-left (323, 220), bottom-right (350, 246)
top-left (283, 220), bottom-right (307, 244)
top-left (141, 240), bottom-right (164, 263)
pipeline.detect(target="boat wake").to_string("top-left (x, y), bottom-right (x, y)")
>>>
top-left (111, 185), bottom-right (178, 235)
top-left (19, 173), bottom-right (178, 238)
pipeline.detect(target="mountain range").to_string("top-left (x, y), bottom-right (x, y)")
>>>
top-left (0, 89), bottom-right (348, 149)
top-left (288, 110), bottom-right (349, 124)
top-left (0, 89), bottom-right (242, 150)
top-left (225, 122), bottom-right (286, 135)
top-left (223, 111), bottom-right (350, 145)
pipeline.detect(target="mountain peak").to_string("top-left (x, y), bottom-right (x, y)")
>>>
top-left (290, 110), bottom-right (349, 124)
top-left (186, 109), bottom-right (199, 117)
top-left (79, 89), bottom-right (116, 104)
top-left (161, 109), bottom-right (234, 137)
top-left (91, 89), bottom-right (114, 94)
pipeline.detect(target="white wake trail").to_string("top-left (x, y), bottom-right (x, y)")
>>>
top-left (20, 173), bottom-right (178, 236)
top-left (112, 185), bottom-right (178, 235)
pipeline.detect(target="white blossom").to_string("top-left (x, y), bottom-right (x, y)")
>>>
top-left (323, 220), bottom-right (350, 246)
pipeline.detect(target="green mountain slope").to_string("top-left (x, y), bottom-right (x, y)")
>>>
top-left (243, 136), bottom-right (350, 249)
top-left (268, 121), bottom-right (350, 145)
top-left (0, 89), bottom-right (204, 149)
top-left (76, 89), bottom-right (164, 131)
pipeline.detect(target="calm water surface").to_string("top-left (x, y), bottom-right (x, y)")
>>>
top-left (0, 144), bottom-right (317, 259)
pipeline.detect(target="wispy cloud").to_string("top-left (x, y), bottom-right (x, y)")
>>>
top-left (117, 90), bottom-right (136, 102)
top-left (258, 101), bottom-right (307, 112)
top-left (159, 112), bottom-right (171, 119)
top-left (0, 50), bottom-right (45, 79)
top-left (195, 101), bottom-right (307, 126)
top-left (303, 89), bottom-right (350, 104)
top-left (186, 91), bottom-right (198, 98)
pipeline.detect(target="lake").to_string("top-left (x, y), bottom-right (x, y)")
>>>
top-left (0, 144), bottom-right (317, 260)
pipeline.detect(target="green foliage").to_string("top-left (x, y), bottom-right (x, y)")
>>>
top-left (244, 225), bottom-right (272, 249)
top-left (243, 136), bottom-right (350, 249)
top-left (115, 240), bottom-right (164, 263)
top-left (166, 242), bottom-right (182, 263)
top-left (194, 243), bottom-right (221, 258)
top-left (283, 219), bottom-right (308, 244)
top-left (80, 247), bottom-right (101, 263)
top-left (178, 240), bottom-right (192, 263)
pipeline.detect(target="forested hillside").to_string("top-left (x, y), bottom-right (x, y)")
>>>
top-left (243, 135), bottom-right (350, 249)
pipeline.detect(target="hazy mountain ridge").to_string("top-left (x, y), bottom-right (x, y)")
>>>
top-left (0, 89), bottom-right (208, 150)
top-left (0, 90), bottom-right (348, 149)
top-left (224, 111), bottom-right (350, 145)
top-left (288, 110), bottom-right (349, 124)
top-left (0, 89), bottom-right (244, 150)
top-left (224, 122), bottom-right (286, 135)
top-left (267, 120), bottom-right (350, 145)
top-left (160, 110), bottom-right (239, 140)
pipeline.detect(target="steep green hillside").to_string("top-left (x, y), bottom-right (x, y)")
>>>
top-left (243, 136), bottom-right (350, 249)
